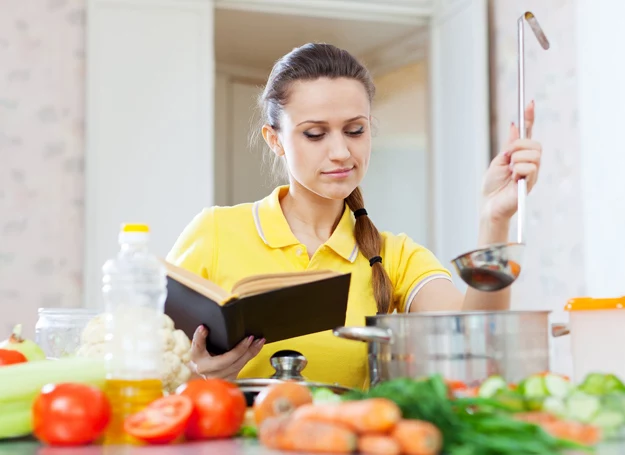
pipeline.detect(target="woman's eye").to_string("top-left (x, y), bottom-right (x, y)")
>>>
top-left (304, 132), bottom-right (324, 140)
top-left (347, 127), bottom-right (365, 136)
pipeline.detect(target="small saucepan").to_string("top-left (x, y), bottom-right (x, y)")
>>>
top-left (233, 350), bottom-right (353, 406)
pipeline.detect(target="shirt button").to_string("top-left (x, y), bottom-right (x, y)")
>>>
top-left (296, 248), bottom-right (303, 256)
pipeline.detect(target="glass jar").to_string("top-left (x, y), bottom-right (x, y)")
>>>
top-left (35, 308), bottom-right (101, 359)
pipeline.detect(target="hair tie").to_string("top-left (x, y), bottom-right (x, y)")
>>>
top-left (369, 256), bottom-right (382, 267)
top-left (354, 208), bottom-right (368, 218)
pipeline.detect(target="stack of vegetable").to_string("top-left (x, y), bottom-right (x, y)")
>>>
top-left (475, 371), bottom-right (625, 440)
top-left (252, 382), bottom-right (441, 455)
top-left (250, 375), bottom-right (601, 455)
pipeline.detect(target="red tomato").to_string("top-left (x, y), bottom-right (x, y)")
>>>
top-left (124, 395), bottom-right (193, 444)
top-left (33, 383), bottom-right (111, 446)
top-left (0, 349), bottom-right (27, 366)
top-left (177, 378), bottom-right (246, 440)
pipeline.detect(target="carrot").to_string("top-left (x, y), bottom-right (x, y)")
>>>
top-left (253, 381), bottom-right (313, 426)
top-left (540, 420), bottom-right (602, 446)
top-left (291, 398), bottom-right (401, 433)
top-left (513, 412), bottom-right (560, 425)
top-left (358, 434), bottom-right (401, 455)
top-left (391, 419), bottom-right (442, 455)
top-left (259, 415), bottom-right (357, 453)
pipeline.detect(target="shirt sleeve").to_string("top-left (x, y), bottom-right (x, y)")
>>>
top-left (383, 232), bottom-right (453, 313)
top-left (165, 207), bottom-right (216, 279)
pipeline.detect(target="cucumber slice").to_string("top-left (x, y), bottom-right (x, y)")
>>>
top-left (591, 410), bottom-right (625, 430)
top-left (544, 373), bottom-right (573, 398)
top-left (521, 375), bottom-right (547, 398)
top-left (479, 376), bottom-right (508, 398)
top-left (311, 388), bottom-right (342, 404)
top-left (566, 392), bottom-right (601, 423)
top-left (542, 396), bottom-right (567, 417)
top-left (603, 374), bottom-right (625, 394)
top-left (578, 372), bottom-right (625, 395)
top-left (579, 373), bottom-right (606, 395)
top-left (493, 390), bottom-right (526, 412)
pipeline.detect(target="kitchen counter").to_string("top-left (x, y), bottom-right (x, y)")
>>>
top-left (1, 438), bottom-right (625, 455)
top-left (2, 438), bottom-right (271, 455)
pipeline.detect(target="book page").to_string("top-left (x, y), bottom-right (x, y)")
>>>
top-left (160, 259), bottom-right (230, 303)
top-left (232, 270), bottom-right (341, 298)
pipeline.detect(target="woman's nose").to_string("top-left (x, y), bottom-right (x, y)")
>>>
top-left (327, 136), bottom-right (351, 161)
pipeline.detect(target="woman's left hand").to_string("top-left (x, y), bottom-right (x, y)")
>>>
top-left (481, 101), bottom-right (542, 223)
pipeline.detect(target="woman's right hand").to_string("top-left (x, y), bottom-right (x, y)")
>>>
top-left (188, 325), bottom-right (265, 381)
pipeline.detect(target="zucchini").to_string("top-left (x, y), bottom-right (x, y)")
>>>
top-left (579, 373), bottom-right (625, 396)
top-left (566, 392), bottom-right (601, 423)
top-left (544, 373), bottom-right (572, 398)
top-left (519, 375), bottom-right (547, 398)
top-left (541, 396), bottom-right (567, 417)
top-left (478, 376), bottom-right (507, 398)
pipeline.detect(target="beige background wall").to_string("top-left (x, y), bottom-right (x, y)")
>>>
top-left (0, 0), bottom-right (581, 364)
top-left (0, 0), bottom-right (86, 338)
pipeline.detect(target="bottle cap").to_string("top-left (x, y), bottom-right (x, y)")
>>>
top-left (119, 223), bottom-right (150, 245)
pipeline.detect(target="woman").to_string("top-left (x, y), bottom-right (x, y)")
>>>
top-left (166, 43), bottom-right (542, 389)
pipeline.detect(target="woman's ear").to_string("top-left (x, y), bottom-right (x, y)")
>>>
top-left (261, 124), bottom-right (284, 157)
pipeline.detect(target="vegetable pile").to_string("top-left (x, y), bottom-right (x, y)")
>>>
top-left (343, 375), bottom-right (598, 455)
top-left (474, 372), bottom-right (625, 440)
top-left (253, 382), bottom-right (442, 455)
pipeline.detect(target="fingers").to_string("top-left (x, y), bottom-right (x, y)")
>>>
top-left (505, 139), bottom-right (542, 155)
top-left (205, 335), bottom-right (256, 372)
top-left (510, 162), bottom-right (539, 188)
top-left (222, 338), bottom-right (265, 379)
top-left (524, 100), bottom-right (535, 139)
top-left (190, 325), bottom-right (209, 361)
top-left (190, 327), bottom-right (265, 378)
top-left (508, 122), bottom-right (520, 144)
top-left (509, 149), bottom-right (541, 167)
top-left (506, 101), bottom-right (535, 144)
top-left (506, 137), bottom-right (542, 190)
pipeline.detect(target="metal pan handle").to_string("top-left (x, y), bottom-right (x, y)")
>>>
top-left (551, 323), bottom-right (570, 337)
top-left (333, 326), bottom-right (393, 344)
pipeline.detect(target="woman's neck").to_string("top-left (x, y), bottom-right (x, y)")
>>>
top-left (280, 181), bottom-right (345, 242)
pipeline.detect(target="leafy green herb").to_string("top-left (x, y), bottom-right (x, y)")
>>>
top-left (345, 375), bottom-right (595, 455)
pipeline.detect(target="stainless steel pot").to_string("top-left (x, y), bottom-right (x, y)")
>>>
top-left (334, 311), bottom-right (551, 387)
top-left (233, 350), bottom-right (353, 406)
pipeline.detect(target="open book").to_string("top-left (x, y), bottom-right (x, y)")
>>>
top-left (161, 260), bottom-right (351, 355)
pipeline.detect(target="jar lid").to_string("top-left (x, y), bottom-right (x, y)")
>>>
top-left (565, 297), bottom-right (625, 311)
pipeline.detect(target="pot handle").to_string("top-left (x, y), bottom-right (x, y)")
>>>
top-left (551, 323), bottom-right (570, 337)
top-left (333, 326), bottom-right (393, 344)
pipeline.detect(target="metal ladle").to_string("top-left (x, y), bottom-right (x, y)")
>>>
top-left (451, 12), bottom-right (550, 292)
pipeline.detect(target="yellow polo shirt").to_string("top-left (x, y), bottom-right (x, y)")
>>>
top-left (166, 186), bottom-right (451, 389)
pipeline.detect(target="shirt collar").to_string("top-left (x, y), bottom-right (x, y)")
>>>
top-left (253, 185), bottom-right (359, 263)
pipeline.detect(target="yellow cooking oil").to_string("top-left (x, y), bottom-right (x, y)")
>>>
top-left (102, 378), bottom-right (164, 445)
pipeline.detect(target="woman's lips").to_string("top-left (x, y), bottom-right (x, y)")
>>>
top-left (322, 167), bottom-right (354, 178)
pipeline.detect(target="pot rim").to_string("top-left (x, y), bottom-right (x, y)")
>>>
top-left (233, 378), bottom-right (352, 395)
top-left (366, 309), bottom-right (552, 319)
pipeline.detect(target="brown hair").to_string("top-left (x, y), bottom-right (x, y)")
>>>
top-left (258, 43), bottom-right (394, 314)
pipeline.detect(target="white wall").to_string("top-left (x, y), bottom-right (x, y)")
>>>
top-left (577, 0), bottom-right (625, 298)
top-left (489, 0), bottom-right (581, 377)
top-left (213, 73), bottom-right (278, 206)
top-left (362, 62), bottom-right (431, 248)
top-left (84, 0), bottom-right (215, 309)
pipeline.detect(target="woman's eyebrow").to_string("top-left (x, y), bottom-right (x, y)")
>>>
top-left (296, 115), bottom-right (368, 127)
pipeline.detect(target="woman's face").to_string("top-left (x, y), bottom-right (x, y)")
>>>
top-left (264, 77), bottom-right (372, 201)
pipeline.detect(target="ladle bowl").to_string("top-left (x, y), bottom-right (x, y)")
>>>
top-left (452, 242), bottom-right (524, 292)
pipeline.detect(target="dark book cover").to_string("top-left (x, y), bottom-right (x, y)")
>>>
top-left (164, 273), bottom-right (352, 355)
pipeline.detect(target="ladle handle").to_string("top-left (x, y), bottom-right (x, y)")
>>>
top-left (517, 16), bottom-right (527, 245)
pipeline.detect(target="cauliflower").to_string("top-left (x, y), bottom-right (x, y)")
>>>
top-left (76, 313), bottom-right (192, 393)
